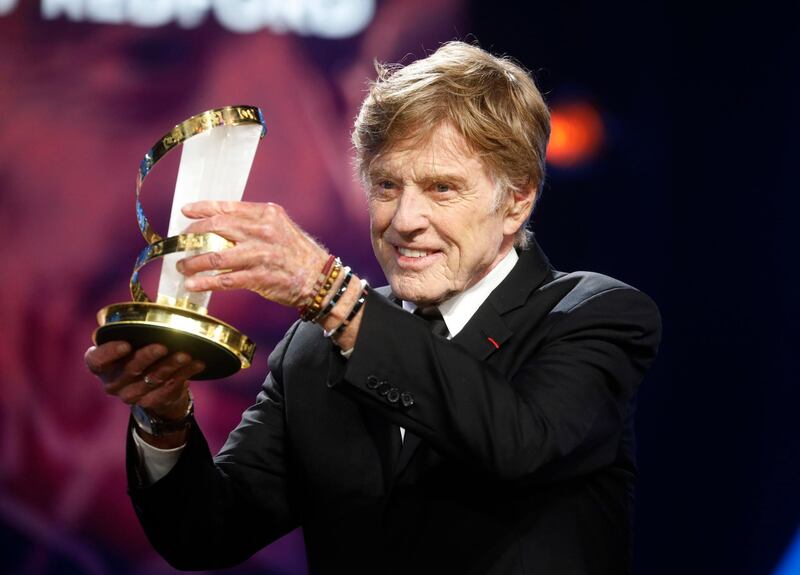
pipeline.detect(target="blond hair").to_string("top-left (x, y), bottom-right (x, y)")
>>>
top-left (352, 41), bottom-right (550, 248)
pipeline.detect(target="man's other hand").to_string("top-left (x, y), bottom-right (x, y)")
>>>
top-left (85, 342), bottom-right (204, 444)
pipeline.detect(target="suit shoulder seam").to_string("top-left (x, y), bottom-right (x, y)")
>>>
top-left (562, 285), bottom-right (639, 314)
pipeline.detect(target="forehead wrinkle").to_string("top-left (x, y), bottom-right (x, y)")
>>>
top-left (371, 127), bottom-right (485, 186)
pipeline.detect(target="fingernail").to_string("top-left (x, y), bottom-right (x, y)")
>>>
top-left (175, 353), bottom-right (190, 365)
top-left (154, 346), bottom-right (168, 358)
top-left (117, 343), bottom-right (131, 354)
top-left (176, 260), bottom-right (185, 273)
top-left (185, 278), bottom-right (196, 289)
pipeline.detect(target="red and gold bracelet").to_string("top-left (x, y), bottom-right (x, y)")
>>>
top-left (298, 254), bottom-right (335, 317)
top-left (299, 256), bottom-right (342, 321)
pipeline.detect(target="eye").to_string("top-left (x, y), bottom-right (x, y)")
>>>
top-left (434, 182), bottom-right (452, 193)
top-left (369, 179), bottom-right (398, 200)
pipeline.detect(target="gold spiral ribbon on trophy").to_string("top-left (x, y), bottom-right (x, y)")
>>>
top-left (136, 105), bottom-right (265, 244)
top-left (130, 233), bottom-right (234, 312)
top-left (95, 105), bottom-right (265, 380)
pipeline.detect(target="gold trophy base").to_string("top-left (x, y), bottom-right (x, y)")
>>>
top-left (94, 302), bottom-right (255, 380)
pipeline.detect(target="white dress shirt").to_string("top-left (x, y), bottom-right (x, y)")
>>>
top-left (134, 248), bottom-right (520, 482)
top-left (402, 247), bottom-right (518, 339)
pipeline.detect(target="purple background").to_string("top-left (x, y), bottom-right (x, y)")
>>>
top-left (1, 1), bottom-right (798, 574)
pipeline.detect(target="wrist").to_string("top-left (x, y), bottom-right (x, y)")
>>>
top-left (298, 255), bottom-right (341, 321)
top-left (317, 275), bottom-right (360, 332)
top-left (150, 390), bottom-right (192, 421)
top-left (314, 267), bottom-right (353, 323)
top-left (131, 390), bottom-right (194, 438)
top-left (320, 278), bottom-right (369, 351)
top-left (134, 425), bottom-right (189, 450)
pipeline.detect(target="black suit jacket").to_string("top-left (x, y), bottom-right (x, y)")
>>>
top-left (128, 241), bottom-right (661, 574)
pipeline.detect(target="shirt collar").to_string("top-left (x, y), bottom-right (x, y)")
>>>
top-left (402, 248), bottom-right (519, 338)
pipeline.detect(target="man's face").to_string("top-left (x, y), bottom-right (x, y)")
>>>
top-left (368, 123), bottom-right (523, 305)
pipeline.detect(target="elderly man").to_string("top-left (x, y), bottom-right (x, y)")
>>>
top-left (85, 42), bottom-right (660, 574)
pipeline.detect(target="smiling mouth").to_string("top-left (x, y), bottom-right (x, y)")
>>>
top-left (393, 245), bottom-right (442, 269)
top-left (397, 247), bottom-right (431, 258)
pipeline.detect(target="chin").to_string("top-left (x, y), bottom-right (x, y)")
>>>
top-left (391, 283), bottom-right (447, 306)
top-left (388, 279), bottom-right (432, 305)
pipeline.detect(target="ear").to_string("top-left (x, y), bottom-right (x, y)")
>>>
top-left (502, 183), bottom-right (536, 236)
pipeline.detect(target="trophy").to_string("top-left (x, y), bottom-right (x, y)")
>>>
top-left (94, 106), bottom-right (266, 379)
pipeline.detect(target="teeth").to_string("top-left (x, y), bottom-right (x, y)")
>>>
top-left (398, 247), bottom-right (429, 258)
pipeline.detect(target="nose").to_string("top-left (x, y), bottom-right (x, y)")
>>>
top-left (391, 189), bottom-right (429, 236)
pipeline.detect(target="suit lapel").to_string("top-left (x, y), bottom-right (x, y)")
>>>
top-left (450, 239), bottom-right (552, 360)
top-left (451, 304), bottom-right (514, 360)
top-left (487, 239), bottom-right (552, 315)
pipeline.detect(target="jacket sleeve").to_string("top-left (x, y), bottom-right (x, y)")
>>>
top-left (127, 323), bottom-right (301, 570)
top-left (334, 287), bottom-right (661, 482)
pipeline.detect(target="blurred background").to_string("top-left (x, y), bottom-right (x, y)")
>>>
top-left (0, 0), bottom-right (797, 574)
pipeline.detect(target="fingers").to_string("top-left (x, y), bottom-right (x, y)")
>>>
top-left (182, 200), bottom-right (276, 219)
top-left (175, 200), bottom-right (328, 306)
top-left (181, 206), bottom-right (286, 243)
top-left (140, 352), bottom-right (193, 387)
top-left (181, 200), bottom-right (233, 218)
top-left (122, 344), bottom-right (170, 380)
top-left (180, 246), bottom-right (327, 307)
top-left (182, 215), bottom-right (247, 242)
top-left (177, 245), bottom-right (248, 277)
top-left (184, 269), bottom-right (252, 293)
top-left (117, 358), bottom-right (205, 412)
top-left (181, 258), bottom-right (313, 306)
top-left (90, 339), bottom-right (206, 420)
top-left (85, 341), bottom-right (132, 375)
top-left (105, 347), bottom-right (183, 393)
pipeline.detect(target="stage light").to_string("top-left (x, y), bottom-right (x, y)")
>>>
top-left (546, 101), bottom-right (605, 169)
top-left (774, 528), bottom-right (800, 575)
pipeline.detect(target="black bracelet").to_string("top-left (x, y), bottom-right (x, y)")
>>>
top-left (333, 281), bottom-right (369, 337)
top-left (313, 267), bottom-right (352, 323)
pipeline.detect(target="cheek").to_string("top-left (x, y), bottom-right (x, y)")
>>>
top-left (445, 209), bottom-right (490, 248)
top-left (368, 203), bottom-right (392, 236)
top-left (449, 214), bottom-right (504, 262)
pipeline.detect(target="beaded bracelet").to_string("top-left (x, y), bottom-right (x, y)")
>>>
top-left (313, 255), bottom-right (337, 292)
top-left (323, 280), bottom-right (369, 338)
top-left (301, 261), bottom-right (341, 321)
top-left (313, 267), bottom-right (353, 323)
top-left (299, 254), bottom-right (335, 310)
top-left (299, 258), bottom-right (342, 321)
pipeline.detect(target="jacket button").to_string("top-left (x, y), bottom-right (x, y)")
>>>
top-left (377, 382), bottom-right (391, 396)
top-left (387, 388), bottom-right (400, 403)
top-left (366, 375), bottom-right (380, 389)
top-left (400, 392), bottom-right (415, 408)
